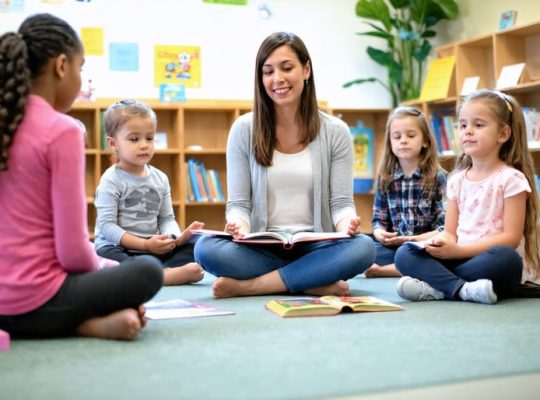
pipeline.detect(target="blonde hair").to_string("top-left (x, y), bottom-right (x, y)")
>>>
top-left (104, 99), bottom-right (157, 138)
top-left (457, 89), bottom-right (540, 280)
top-left (377, 106), bottom-right (443, 198)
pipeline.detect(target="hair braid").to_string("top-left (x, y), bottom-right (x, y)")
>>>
top-left (0, 32), bottom-right (31, 171)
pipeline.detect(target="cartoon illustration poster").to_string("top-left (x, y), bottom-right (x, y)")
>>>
top-left (154, 45), bottom-right (201, 88)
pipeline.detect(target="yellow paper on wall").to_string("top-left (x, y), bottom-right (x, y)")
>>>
top-left (420, 56), bottom-right (455, 102)
top-left (81, 27), bottom-right (104, 56)
top-left (154, 45), bottom-right (201, 88)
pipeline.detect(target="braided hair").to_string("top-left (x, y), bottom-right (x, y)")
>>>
top-left (0, 13), bottom-right (82, 171)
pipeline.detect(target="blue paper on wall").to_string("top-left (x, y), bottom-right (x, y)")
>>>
top-left (109, 43), bottom-right (139, 71)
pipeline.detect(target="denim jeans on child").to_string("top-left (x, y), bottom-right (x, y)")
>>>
top-left (395, 245), bottom-right (523, 299)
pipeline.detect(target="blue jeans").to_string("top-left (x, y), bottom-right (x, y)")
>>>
top-left (374, 241), bottom-right (399, 266)
top-left (395, 245), bottom-right (523, 299)
top-left (194, 234), bottom-right (376, 292)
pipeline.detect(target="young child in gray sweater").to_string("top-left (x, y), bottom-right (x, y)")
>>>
top-left (94, 99), bottom-right (204, 285)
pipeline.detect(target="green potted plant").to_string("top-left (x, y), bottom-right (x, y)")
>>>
top-left (344, 0), bottom-right (459, 107)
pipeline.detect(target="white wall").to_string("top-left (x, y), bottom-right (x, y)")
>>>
top-left (435, 0), bottom-right (540, 46)
top-left (0, 0), bottom-right (393, 108)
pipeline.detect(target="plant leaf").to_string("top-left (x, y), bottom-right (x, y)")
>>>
top-left (357, 31), bottom-right (394, 40)
top-left (342, 77), bottom-right (382, 88)
top-left (356, 0), bottom-right (392, 31)
top-left (432, 0), bottom-right (459, 19)
top-left (413, 40), bottom-right (432, 61)
top-left (366, 46), bottom-right (394, 66)
top-left (421, 30), bottom-right (437, 38)
top-left (389, 0), bottom-right (410, 9)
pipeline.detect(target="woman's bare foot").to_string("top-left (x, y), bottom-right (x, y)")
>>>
top-left (364, 263), bottom-right (402, 278)
top-left (163, 262), bottom-right (204, 285)
top-left (304, 280), bottom-right (350, 296)
top-left (76, 308), bottom-right (143, 340)
top-left (213, 270), bottom-right (287, 299)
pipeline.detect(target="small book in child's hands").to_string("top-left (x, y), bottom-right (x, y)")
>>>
top-left (144, 299), bottom-right (234, 320)
top-left (191, 229), bottom-right (350, 249)
top-left (265, 296), bottom-right (404, 318)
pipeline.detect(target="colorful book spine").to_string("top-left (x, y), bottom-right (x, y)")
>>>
top-left (187, 159), bottom-right (202, 202)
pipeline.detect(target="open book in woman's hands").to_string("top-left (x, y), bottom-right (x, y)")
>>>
top-left (191, 229), bottom-right (350, 249)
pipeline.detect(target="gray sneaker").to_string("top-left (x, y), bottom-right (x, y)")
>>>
top-left (397, 276), bottom-right (445, 301)
top-left (459, 279), bottom-right (498, 304)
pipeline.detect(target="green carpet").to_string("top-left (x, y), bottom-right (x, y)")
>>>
top-left (1, 274), bottom-right (539, 400)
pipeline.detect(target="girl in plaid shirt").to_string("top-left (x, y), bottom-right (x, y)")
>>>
top-left (366, 107), bottom-right (447, 278)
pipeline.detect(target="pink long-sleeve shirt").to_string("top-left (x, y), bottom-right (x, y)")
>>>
top-left (0, 95), bottom-right (98, 315)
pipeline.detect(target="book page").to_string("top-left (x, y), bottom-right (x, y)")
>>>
top-left (290, 231), bottom-right (349, 244)
top-left (240, 231), bottom-right (288, 243)
top-left (145, 299), bottom-right (234, 320)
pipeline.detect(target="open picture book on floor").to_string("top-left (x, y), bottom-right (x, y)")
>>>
top-left (144, 299), bottom-right (235, 320)
top-left (265, 296), bottom-right (404, 317)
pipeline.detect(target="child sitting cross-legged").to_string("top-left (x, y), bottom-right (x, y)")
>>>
top-left (94, 99), bottom-right (205, 286)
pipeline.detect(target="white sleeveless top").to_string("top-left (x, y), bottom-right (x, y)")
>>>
top-left (266, 148), bottom-right (314, 233)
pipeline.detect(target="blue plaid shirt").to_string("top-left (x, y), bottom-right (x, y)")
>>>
top-left (372, 168), bottom-right (446, 236)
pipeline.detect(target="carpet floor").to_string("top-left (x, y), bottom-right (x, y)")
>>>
top-left (1, 274), bottom-right (539, 400)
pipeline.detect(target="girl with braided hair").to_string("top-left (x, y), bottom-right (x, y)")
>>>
top-left (0, 13), bottom-right (163, 340)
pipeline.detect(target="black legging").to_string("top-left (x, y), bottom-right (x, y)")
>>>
top-left (0, 255), bottom-right (163, 338)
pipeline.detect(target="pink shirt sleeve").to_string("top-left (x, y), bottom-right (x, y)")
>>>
top-left (50, 124), bottom-right (99, 272)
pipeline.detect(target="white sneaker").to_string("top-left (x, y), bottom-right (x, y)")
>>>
top-left (459, 279), bottom-right (498, 304)
top-left (396, 276), bottom-right (444, 301)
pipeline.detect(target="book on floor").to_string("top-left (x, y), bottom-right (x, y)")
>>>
top-left (144, 299), bottom-right (234, 320)
top-left (265, 296), bottom-right (404, 318)
top-left (190, 229), bottom-right (350, 249)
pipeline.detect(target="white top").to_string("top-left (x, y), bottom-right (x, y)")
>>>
top-left (266, 148), bottom-right (314, 233)
top-left (447, 165), bottom-right (534, 283)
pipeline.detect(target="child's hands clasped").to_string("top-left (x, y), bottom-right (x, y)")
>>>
top-left (373, 228), bottom-right (411, 246)
top-left (424, 232), bottom-right (459, 259)
top-left (145, 234), bottom-right (176, 255)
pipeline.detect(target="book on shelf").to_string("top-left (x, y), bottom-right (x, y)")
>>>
top-left (431, 109), bottom-right (456, 154)
top-left (186, 159), bottom-right (224, 202)
top-left (522, 107), bottom-right (540, 142)
top-left (420, 55), bottom-right (455, 102)
top-left (144, 299), bottom-right (234, 320)
top-left (350, 120), bottom-right (374, 194)
top-left (265, 296), bottom-right (404, 318)
top-left (191, 229), bottom-right (350, 249)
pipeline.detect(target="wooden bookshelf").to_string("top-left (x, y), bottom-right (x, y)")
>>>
top-left (405, 20), bottom-right (540, 173)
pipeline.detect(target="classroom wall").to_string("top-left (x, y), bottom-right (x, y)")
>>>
top-left (0, 0), bottom-right (394, 108)
top-left (436, 0), bottom-right (540, 46)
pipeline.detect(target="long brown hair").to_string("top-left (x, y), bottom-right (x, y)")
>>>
top-left (456, 89), bottom-right (540, 279)
top-left (0, 13), bottom-right (82, 171)
top-left (252, 32), bottom-right (319, 166)
top-left (377, 106), bottom-right (443, 198)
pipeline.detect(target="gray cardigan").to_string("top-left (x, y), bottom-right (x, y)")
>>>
top-left (226, 111), bottom-right (357, 233)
